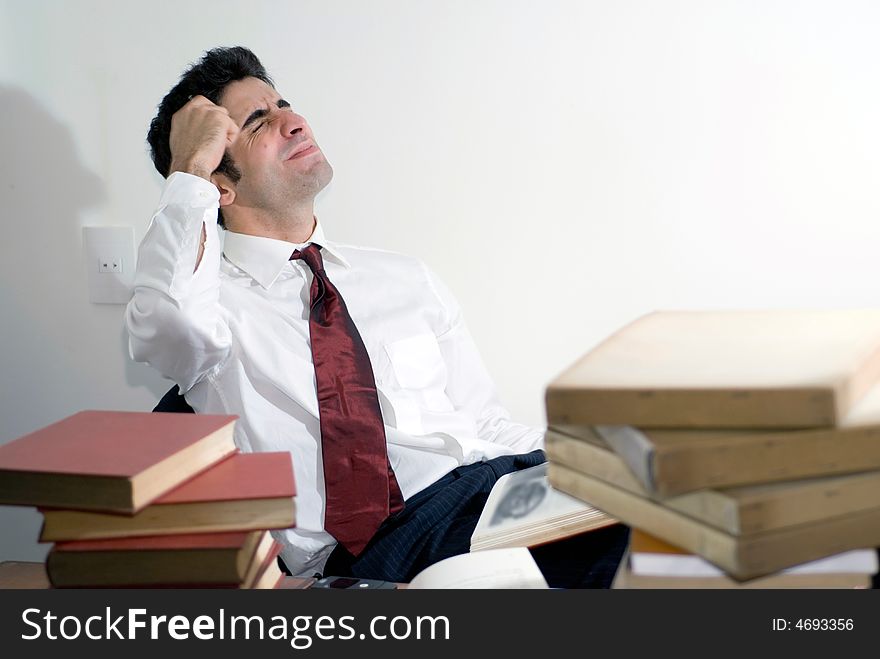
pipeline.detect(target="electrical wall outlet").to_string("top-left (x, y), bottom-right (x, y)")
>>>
top-left (98, 257), bottom-right (123, 274)
top-left (83, 227), bottom-right (135, 304)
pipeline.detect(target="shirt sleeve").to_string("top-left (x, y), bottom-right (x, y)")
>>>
top-left (124, 172), bottom-right (232, 393)
top-left (424, 264), bottom-right (545, 454)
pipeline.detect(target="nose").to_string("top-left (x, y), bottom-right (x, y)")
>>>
top-left (280, 111), bottom-right (307, 138)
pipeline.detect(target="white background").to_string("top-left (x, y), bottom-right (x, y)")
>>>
top-left (2, 0), bottom-right (880, 560)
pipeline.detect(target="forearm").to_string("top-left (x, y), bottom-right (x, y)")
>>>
top-left (125, 173), bottom-right (231, 392)
top-left (475, 404), bottom-right (545, 453)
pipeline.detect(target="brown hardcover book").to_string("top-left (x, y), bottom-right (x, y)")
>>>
top-left (46, 533), bottom-right (281, 590)
top-left (46, 530), bottom-right (267, 588)
top-left (545, 309), bottom-right (880, 429)
top-left (549, 462), bottom-right (880, 580)
top-left (131, 531), bottom-right (279, 590)
top-left (0, 411), bottom-right (237, 513)
top-left (40, 452), bottom-right (296, 541)
top-left (545, 427), bottom-right (880, 534)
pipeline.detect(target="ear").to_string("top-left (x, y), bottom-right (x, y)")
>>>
top-left (211, 173), bottom-right (237, 208)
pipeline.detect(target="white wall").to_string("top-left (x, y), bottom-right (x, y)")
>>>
top-left (2, 0), bottom-right (880, 560)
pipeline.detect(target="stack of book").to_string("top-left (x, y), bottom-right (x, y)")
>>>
top-left (544, 309), bottom-right (880, 584)
top-left (612, 529), bottom-right (877, 589)
top-left (0, 410), bottom-right (296, 588)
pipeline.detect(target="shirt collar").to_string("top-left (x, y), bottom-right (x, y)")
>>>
top-left (222, 219), bottom-right (351, 289)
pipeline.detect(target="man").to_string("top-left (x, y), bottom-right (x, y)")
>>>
top-left (127, 46), bottom-right (626, 585)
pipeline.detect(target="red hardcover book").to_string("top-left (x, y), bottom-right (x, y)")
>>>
top-left (40, 452), bottom-right (296, 541)
top-left (46, 530), bottom-right (268, 587)
top-left (0, 410), bottom-right (237, 513)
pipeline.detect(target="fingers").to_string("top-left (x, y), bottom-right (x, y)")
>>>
top-left (168, 97), bottom-right (239, 179)
top-left (189, 98), bottom-right (239, 142)
top-left (184, 94), bottom-right (221, 110)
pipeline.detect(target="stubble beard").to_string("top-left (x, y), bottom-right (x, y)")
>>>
top-left (247, 157), bottom-right (334, 219)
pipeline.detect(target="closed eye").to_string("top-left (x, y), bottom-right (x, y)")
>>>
top-left (242, 99), bottom-right (292, 132)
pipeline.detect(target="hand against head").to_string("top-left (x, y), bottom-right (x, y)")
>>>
top-left (168, 96), bottom-right (239, 181)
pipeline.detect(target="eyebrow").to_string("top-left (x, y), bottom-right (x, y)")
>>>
top-left (241, 98), bottom-right (292, 130)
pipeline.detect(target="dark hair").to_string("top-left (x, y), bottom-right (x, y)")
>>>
top-left (147, 46), bottom-right (274, 226)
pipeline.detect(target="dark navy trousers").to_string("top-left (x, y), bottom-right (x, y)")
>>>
top-left (321, 450), bottom-right (629, 588)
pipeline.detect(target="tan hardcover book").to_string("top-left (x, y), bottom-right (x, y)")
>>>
top-left (242, 538), bottom-right (282, 589)
top-left (588, 379), bottom-right (880, 495)
top-left (40, 452), bottom-right (296, 541)
top-left (545, 428), bottom-right (880, 534)
top-left (548, 462), bottom-right (880, 581)
top-left (248, 543), bottom-right (284, 590)
top-left (0, 411), bottom-right (237, 513)
top-left (545, 309), bottom-right (880, 429)
top-left (234, 531), bottom-right (276, 589)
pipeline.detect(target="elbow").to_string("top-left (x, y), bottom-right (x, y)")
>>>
top-left (123, 290), bottom-right (230, 389)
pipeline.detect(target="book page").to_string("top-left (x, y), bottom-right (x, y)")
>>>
top-left (472, 463), bottom-right (602, 544)
top-left (407, 548), bottom-right (549, 589)
top-left (631, 548), bottom-right (879, 577)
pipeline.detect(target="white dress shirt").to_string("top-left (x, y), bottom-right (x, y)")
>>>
top-left (126, 172), bottom-right (544, 576)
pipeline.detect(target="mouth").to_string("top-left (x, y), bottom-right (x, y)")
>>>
top-left (286, 142), bottom-right (318, 160)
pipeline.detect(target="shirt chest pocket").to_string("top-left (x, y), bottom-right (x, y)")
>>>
top-left (383, 333), bottom-right (448, 392)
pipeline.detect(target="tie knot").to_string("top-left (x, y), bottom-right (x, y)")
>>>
top-left (290, 243), bottom-right (324, 274)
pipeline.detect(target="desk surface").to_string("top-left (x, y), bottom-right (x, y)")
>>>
top-left (0, 561), bottom-right (315, 589)
top-left (0, 561), bottom-right (49, 589)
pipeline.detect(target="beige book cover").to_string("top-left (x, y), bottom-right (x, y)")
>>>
top-left (549, 462), bottom-right (880, 580)
top-left (545, 428), bottom-right (880, 534)
top-left (594, 383), bottom-right (880, 494)
top-left (546, 309), bottom-right (880, 429)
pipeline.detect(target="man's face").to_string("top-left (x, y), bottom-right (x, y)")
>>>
top-left (218, 76), bottom-right (333, 217)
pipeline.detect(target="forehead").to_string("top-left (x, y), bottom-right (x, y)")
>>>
top-left (219, 77), bottom-right (281, 122)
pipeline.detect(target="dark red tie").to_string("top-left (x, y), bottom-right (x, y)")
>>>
top-left (291, 244), bottom-right (404, 556)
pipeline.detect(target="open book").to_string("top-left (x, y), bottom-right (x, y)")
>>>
top-left (401, 464), bottom-right (616, 588)
top-left (408, 547), bottom-right (549, 589)
top-left (470, 462), bottom-right (618, 552)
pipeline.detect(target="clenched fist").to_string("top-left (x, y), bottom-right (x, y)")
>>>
top-left (168, 96), bottom-right (240, 181)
